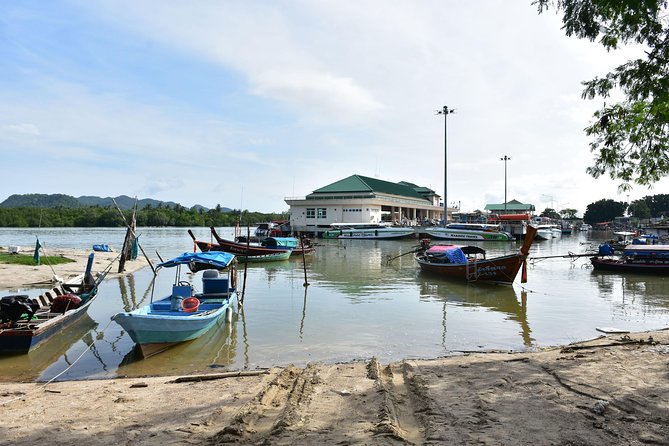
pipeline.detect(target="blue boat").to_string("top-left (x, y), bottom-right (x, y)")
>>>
top-left (112, 251), bottom-right (237, 358)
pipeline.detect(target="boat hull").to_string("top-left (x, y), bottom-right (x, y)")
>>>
top-left (337, 228), bottom-right (415, 239)
top-left (113, 298), bottom-right (232, 357)
top-left (416, 253), bottom-right (526, 284)
top-left (194, 228), bottom-right (293, 261)
top-left (423, 227), bottom-right (513, 241)
top-left (0, 298), bottom-right (95, 354)
top-left (590, 257), bottom-right (669, 274)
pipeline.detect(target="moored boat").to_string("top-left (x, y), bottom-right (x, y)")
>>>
top-left (112, 251), bottom-right (237, 358)
top-left (535, 225), bottom-right (557, 240)
top-left (325, 223), bottom-right (415, 240)
top-left (415, 225), bottom-right (537, 284)
top-left (423, 223), bottom-right (514, 241)
top-left (188, 228), bottom-right (292, 262)
top-left (260, 236), bottom-right (315, 256)
top-left (590, 244), bottom-right (669, 274)
top-left (0, 253), bottom-right (107, 355)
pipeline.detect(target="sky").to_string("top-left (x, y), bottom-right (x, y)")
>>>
top-left (1, 1), bottom-right (667, 215)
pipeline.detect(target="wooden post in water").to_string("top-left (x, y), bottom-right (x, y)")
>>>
top-left (240, 225), bottom-right (250, 306)
top-left (301, 237), bottom-right (309, 287)
top-left (113, 198), bottom-right (156, 275)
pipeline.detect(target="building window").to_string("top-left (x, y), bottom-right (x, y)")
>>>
top-left (317, 208), bottom-right (327, 218)
top-left (306, 208), bottom-right (315, 218)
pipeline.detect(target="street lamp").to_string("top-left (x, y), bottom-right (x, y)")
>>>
top-left (500, 155), bottom-right (510, 213)
top-left (437, 106), bottom-right (455, 225)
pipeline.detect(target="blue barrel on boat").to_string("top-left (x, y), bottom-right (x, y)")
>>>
top-left (598, 244), bottom-right (614, 256)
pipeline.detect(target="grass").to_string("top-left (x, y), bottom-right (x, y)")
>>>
top-left (0, 252), bottom-right (75, 266)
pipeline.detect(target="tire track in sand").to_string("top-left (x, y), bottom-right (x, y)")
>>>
top-left (370, 358), bottom-right (443, 444)
top-left (211, 364), bottom-right (318, 444)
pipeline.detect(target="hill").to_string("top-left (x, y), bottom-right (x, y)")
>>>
top-left (0, 194), bottom-right (222, 211)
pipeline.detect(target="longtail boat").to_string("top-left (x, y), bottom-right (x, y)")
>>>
top-left (415, 225), bottom-right (537, 284)
top-left (188, 228), bottom-right (292, 262)
top-left (260, 236), bottom-right (316, 256)
top-left (0, 253), bottom-right (107, 355)
top-left (590, 244), bottom-right (669, 274)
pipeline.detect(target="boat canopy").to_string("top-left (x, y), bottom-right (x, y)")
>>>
top-left (261, 237), bottom-right (300, 248)
top-left (623, 245), bottom-right (669, 258)
top-left (157, 252), bottom-right (235, 270)
top-left (426, 245), bottom-right (467, 263)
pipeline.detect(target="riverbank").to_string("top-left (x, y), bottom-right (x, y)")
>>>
top-left (0, 247), bottom-right (150, 289)
top-left (1, 328), bottom-right (667, 445)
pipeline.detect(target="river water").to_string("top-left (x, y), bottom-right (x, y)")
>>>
top-left (1, 227), bottom-right (668, 381)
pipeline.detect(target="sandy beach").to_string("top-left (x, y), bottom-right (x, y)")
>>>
top-left (0, 330), bottom-right (667, 444)
top-left (0, 247), bottom-right (150, 290)
top-left (1, 250), bottom-right (668, 444)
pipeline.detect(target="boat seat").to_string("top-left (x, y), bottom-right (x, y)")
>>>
top-left (202, 276), bottom-right (229, 295)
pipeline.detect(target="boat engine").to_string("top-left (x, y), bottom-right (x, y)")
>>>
top-left (0, 295), bottom-right (39, 325)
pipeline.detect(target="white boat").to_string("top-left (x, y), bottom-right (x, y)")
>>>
top-left (325, 223), bottom-right (415, 240)
top-left (550, 225), bottom-right (562, 238)
top-left (580, 224), bottom-right (591, 231)
top-left (424, 223), bottom-right (514, 241)
top-left (535, 225), bottom-right (555, 240)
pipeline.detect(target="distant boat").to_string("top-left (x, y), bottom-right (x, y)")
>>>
top-left (590, 244), bottom-right (669, 275)
top-left (1, 253), bottom-right (106, 355)
top-left (580, 224), bottom-right (591, 231)
top-left (535, 224), bottom-right (559, 240)
top-left (260, 236), bottom-right (316, 256)
top-left (112, 251), bottom-right (237, 358)
top-left (325, 222), bottom-right (415, 240)
top-left (188, 228), bottom-right (292, 262)
top-left (415, 225), bottom-right (537, 284)
top-left (424, 223), bottom-right (514, 241)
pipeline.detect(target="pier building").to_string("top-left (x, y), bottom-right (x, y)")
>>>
top-left (284, 174), bottom-right (446, 236)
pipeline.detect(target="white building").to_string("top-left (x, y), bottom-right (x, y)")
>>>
top-left (284, 174), bottom-right (446, 234)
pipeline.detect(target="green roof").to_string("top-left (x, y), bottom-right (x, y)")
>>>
top-left (484, 200), bottom-right (535, 212)
top-left (312, 175), bottom-right (428, 200)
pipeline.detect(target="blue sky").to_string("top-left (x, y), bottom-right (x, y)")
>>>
top-left (1, 1), bottom-right (666, 214)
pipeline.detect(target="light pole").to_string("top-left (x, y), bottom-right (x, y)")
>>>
top-left (500, 155), bottom-right (510, 213)
top-left (437, 106), bottom-right (455, 225)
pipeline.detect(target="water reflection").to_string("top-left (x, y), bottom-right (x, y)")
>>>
top-left (591, 270), bottom-right (669, 310)
top-left (0, 314), bottom-right (98, 381)
top-left (116, 308), bottom-right (239, 377)
top-left (416, 279), bottom-right (534, 348)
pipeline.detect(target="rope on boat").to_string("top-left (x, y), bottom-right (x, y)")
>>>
top-left (0, 318), bottom-right (115, 407)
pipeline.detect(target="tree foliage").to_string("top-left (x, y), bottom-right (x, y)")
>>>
top-left (560, 208), bottom-right (579, 219)
top-left (635, 192), bottom-right (669, 216)
top-left (540, 207), bottom-right (561, 219)
top-left (628, 199), bottom-right (652, 218)
top-left (0, 206), bottom-right (288, 228)
top-left (536, 0), bottom-right (669, 190)
top-left (583, 198), bottom-right (627, 223)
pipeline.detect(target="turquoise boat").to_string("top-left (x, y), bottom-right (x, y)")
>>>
top-left (112, 251), bottom-right (237, 358)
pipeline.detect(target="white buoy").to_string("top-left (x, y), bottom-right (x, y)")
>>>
top-left (225, 306), bottom-right (233, 323)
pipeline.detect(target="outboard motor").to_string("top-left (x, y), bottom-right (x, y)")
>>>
top-left (0, 295), bottom-right (40, 325)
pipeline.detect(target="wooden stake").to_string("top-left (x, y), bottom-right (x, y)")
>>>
top-left (301, 237), bottom-right (309, 287)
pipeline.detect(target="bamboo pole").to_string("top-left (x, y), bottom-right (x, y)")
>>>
top-left (240, 225), bottom-right (250, 306)
top-left (112, 198), bottom-right (156, 275)
top-left (301, 236), bottom-right (309, 287)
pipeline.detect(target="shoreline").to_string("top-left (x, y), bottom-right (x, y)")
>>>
top-left (1, 328), bottom-right (668, 444)
top-left (0, 247), bottom-right (150, 290)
